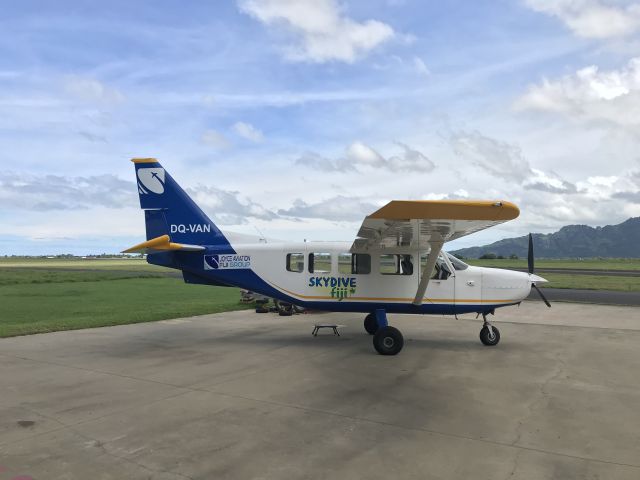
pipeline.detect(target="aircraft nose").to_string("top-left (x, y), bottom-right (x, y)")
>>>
top-left (529, 273), bottom-right (547, 284)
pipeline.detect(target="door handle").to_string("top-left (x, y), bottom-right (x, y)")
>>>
top-left (467, 281), bottom-right (475, 286)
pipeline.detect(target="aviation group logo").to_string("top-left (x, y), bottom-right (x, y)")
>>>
top-left (204, 254), bottom-right (251, 270)
top-left (137, 167), bottom-right (165, 194)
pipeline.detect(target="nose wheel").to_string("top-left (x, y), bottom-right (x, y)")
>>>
top-left (479, 314), bottom-right (500, 346)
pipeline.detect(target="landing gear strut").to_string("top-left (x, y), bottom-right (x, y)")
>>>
top-left (370, 309), bottom-right (404, 355)
top-left (479, 313), bottom-right (500, 346)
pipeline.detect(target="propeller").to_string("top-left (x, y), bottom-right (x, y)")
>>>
top-left (528, 232), bottom-right (534, 275)
top-left (528, 233), bottom-right (551, 308)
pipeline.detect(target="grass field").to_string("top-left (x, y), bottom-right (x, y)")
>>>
top-left (532, 273), bottom-right (640, 291)
top-left (464, 258), bottom-right (640, 291)
top-left (1, 257), bottom-right (638, 338)
top-left (0, 257), bottom-right (160, 270)
top-left (0, 260), bottom-right (252, 337)
top-left (466, 258), bottom-right (640, 270)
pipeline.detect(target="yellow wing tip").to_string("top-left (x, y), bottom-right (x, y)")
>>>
top-left (131, 157), bottom-right (159, 164)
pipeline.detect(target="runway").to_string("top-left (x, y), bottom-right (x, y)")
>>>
top-left (1, 303), bottom-right (639, 479)
top-left (527, 287), bottom-right (640, 306)
top-left (506, 267), bottom-right (640, 277)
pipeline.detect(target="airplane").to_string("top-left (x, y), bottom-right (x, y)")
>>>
top-left (124, 158), bottom-right (550, 355)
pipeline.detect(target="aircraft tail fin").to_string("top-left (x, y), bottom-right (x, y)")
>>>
top-left (130, 158), bottom-right (231, 248)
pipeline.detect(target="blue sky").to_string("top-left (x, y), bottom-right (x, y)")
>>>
top-left (1, 0), bottom-right (640, 255)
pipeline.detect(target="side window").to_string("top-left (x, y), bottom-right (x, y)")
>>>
top-left (446, 253), bottom-right (469, 271)
top-left (309, 252), bottom-right (331, 273)
top-left (380, 254), bottom-right (413, 275)
top-left (420, 252), bottom-right (452, 280)
top-left (338, 253), bottom-right (371, 274)
top-left (286, 253), bottom-right (304, 273)
top-left (353, 253), bottom-right (371, 274)
top-left (338, 253), bottom-right (352, 274)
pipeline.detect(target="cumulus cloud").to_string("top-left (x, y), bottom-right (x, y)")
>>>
top-left (296, 152), bottom-right (354, 171)
top-left (201, 129), bottom-right (231, 149)
top-left (519, 172), bottom-right (640, 228)
top-left (232, 121), bottom-right (264, 142)
top-left (449, 130), bottom-right (577, 193)
top-left (78, 131), bottom-right (108, 143)
top-left (238, 0), bottom-right (395, 63)
top-left (187, 185), bottom-right (277, 225)
top-left (0, 172), bottom-right (136, 210)
top-left (575, 174), bottom-right (636, 198)
top-left (278, 195), bottom-right (378, 221)
top-left (413, 56), bottom-right (430, 76)
top-left (612, 190), bottom-right (640, 202)
top-left (421, 189), bottom-right (470, 200)
top-left (525, 0), bottom-right (640, 39)
top-left (450, 130), bottom-right (532, 183)
top-left (0, 171), bottom-right (280, 227)
top-left (65, 76), bottom-right (125, 104)
top-left (345, 141), bottom-right (386, 167)
top-left (388, 142), bottom-right (436, 171)
top-left (297, 141), bottom-right (435, 172)
top-left (515, 57), bottom-right (640, 126)
top-left (525, 169), bottom-right (579, 194)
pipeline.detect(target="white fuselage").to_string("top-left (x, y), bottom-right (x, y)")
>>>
top-left (197, 240), bottom-right (539, 315)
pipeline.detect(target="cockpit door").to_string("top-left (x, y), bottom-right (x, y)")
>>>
top-left (450, 254), bottom-right (482, 309)
top-left (421, 252), bottom-right (455, 307)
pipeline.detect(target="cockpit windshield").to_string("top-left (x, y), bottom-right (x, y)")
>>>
top-left (446, 252), bottom-right (469, 271)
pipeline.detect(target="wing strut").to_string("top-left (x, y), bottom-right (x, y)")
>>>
top-left (412, 241), bottom-right (443, 306)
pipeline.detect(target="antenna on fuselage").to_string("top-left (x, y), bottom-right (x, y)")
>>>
top-left (253, 225), bottom-right (267, 243)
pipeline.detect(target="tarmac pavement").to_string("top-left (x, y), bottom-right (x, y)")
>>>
top-left (1, 302), bottom-right (639, 479)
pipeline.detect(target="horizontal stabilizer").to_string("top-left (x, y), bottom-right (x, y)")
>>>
top-left (122, 234), bottom-right (205, 254)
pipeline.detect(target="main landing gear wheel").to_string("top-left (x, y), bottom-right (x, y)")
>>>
top-left (364, 313), bottom-right (378, 335)
top-left (277, 301), bottom-right (294, 316)
top-left (255, 299), bottom-right (269, 314)
top-left (479, 325), bottom-right (500, 346)
top-left (373, 326), bottom-right (404, 355)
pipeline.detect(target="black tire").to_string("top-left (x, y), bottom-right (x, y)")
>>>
top-left (278, 302), bottom-right (293, 316)
top-left (479, 325), bottom-right (500, 346)
top-left (255, 307), bottom-right (269, 314)
top-left (373, 326), bottom-right (404, 355)
top-left (364, 313), bottom-right (378, 335)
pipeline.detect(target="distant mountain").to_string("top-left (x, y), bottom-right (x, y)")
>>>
top-left (451, 217), bottom-right (640, 259)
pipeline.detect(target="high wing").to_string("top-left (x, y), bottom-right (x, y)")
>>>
top-left (122, 234), bottom-right (205, 254)
top-left (351, 200), bottom-right (520, 305)
top-left (352, 200), bottom-right (519, 250)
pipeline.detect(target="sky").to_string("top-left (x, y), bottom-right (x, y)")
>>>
top-left (1, 0), bottom-right (640, 255)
